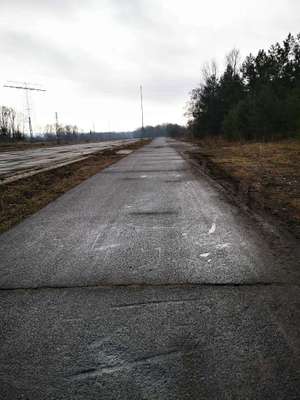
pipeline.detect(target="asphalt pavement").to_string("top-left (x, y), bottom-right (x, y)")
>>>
top-left (0, 139), bottom-right (138, 184)
top-left (0, 137), bottom-right (299, 399)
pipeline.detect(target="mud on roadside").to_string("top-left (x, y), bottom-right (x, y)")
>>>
top-left (185, 140), bottom-right (300, 239)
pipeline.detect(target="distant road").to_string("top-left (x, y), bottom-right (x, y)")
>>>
top-left (0, 137), bottom-right (299, 399)
top-left (0, 139), bottom-right (138, 184)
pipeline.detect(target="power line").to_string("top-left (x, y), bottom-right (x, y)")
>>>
top-left (3, 81), bottom-right (46, 140)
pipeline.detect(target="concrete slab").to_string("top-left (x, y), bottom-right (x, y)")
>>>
top-left (0, 139), bottom-right (299, 289)
top-left (0, 138), bottom-right (299, 399)
top-left (1, 285), bottom-right (299, 399)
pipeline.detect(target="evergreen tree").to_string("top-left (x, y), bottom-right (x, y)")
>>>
top-left (187, 33), bottom-right (300, 141)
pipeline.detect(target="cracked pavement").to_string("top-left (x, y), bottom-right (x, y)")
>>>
top-left (0, 138), bottom-right (299, 399)
top-left (0, 139), bottom-right (138, 184)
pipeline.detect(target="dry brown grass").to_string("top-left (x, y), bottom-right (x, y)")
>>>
top-left (0, 140), bottom-right (149, 233)
top-left (189, 138), bottom-right (300, 237)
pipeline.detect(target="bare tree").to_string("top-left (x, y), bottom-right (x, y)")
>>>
top-left (8, 108), bottom-right (16, 137)
top-left (0, 106), bottom-right (19, 139)
top-left (225, 48), bottom-right (241, 75)
top-left (0, 107), bottom-right (10, 137)
top-left (202, 60), bottom-right (218, 82)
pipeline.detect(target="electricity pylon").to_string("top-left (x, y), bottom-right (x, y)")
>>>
top-left (3, 81), bottom-right (46, 140)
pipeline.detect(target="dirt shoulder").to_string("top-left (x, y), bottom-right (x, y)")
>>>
top-left (0, 140), bottom-right (149, 234)
top-left (185, 138), bottom-right (300, 239)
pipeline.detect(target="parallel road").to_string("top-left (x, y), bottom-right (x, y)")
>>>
top-left (0, 138), bottom-right (299, 399)
top-left (0, 139), bottom-right (138, 183)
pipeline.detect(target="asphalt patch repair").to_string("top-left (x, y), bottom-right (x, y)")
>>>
top-left (0, 140), bottom-right (149, 233)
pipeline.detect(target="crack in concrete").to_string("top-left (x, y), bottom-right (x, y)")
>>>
top-left (70, 349), bottom-right (184, 380)
top-left (111, 298), bottom-right (203, 309)
top-left (129, 210), bottom-right (178, 216)
top-left (0, 281), bottom-right (299, 293)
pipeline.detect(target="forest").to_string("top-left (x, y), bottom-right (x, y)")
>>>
top-left (186, 33), bottom-right (300, 141)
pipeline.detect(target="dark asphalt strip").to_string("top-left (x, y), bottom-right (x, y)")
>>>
top-left (0, 281), bottom-right (299, 292)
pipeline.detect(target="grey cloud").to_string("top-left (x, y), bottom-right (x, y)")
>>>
top-left (1, 0), bottom-right (299, 130)
top-left (1, 0), bottom-right (199, 101)
top-left (1, 30), bottom-right (79, 74)
top-left (0, 29), bottom-right (145, 101)
top-left (0, 29), bottom-right (111, 87)
top-left (1, 0), bottom-right (90, 15)
top-left (106, 0), bottom-right (156, 27)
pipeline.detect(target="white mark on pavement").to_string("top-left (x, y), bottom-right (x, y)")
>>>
top-left (200, 253), bottom-right (210, 258)
top-left (216, 243), bottom-right (231, 250)
top-left (156, 247), bottom-right (162, 265)
top-left (208, 223), bottom-right (216, 235)
top-left (97, 244), bottom-right (120, 251)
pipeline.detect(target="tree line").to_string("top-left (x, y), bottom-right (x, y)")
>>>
top-left (0, 111), bottom-right (80, 143)
top-left (40, 123), bottom-right (185, 142)
top-left (0, 106), bottom-right (24, 141)
top-left (0, 117), bottom-right (186, 143)
top-left (44, 123), bottom-right (79, 143)
top-left (186, 33), bottom-right (300, 140)
top-left (135, 123), bottom-right (186, 139)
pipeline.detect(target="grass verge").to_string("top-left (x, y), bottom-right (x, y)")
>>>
top-left (187, 138), bottom-right (300, 238)
top-left (0, 140), bottom-right (149, 234)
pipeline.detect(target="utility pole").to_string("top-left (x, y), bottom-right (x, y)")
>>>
top-left (140, 85), bottom-right (144, 131)
top-left (55, 112), bottom-right (59, 144)
top-left (3, 81), bottom-right (46, 140)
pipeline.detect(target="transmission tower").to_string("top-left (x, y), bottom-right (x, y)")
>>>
top-left (3, 81), bottom-right (46, 140)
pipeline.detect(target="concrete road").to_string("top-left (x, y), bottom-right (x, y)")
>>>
top-left (0, 139), bottom-right (138, 184)
top-left (0, 138), bottom-right (299, 399)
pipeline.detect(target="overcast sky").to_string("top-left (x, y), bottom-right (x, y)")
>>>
top-left (0, 0), bottom-right (299, 133)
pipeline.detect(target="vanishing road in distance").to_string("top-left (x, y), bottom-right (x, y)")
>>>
top-left (0, 138), bottom-right (299, 399)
